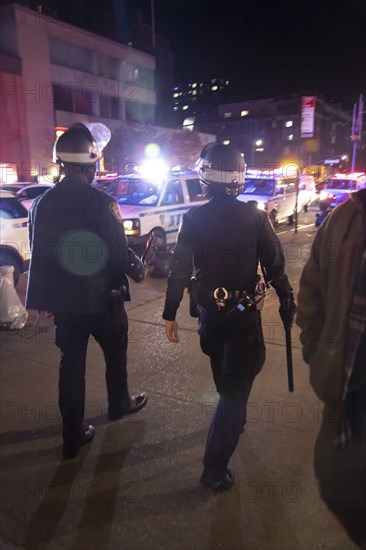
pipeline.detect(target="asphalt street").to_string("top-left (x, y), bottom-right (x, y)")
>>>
top-left (0, 208), bottom-right (358, 550)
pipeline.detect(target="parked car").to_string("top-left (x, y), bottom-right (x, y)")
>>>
top-left (0, 182), bottom-right (54, 211)
top-left (0, 191), bottom-right (30, 285)
top-left (94, 170), bottom-right (207, 253)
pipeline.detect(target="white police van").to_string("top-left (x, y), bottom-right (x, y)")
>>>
top-left (95, 171), bottom-right (207, 252)
top-left (237, 170), bottom-right (309, 225)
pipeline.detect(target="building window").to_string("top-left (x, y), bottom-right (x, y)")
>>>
top-left (52, 84), bottom-right (94, 115)
top-left (124, 64), bottom-right (154, 90)
top-left (223, 140), bottom-right (230, 145)
top-left (173, 93), bottom-right (179, 98)
top-left (183, 105), bottom-right (189, 110)
top-left (223, 112), bottom-right (232, 118)
top-left (74, 88), bottom-right (94, 115)
top-left (125, 102), bottom-right (155, 123)
top-left (241, 110), bottom-right (249, 117)
top-left (212, 85), bottom-right (218, 91)
top-left (287, 134), bottom-right (294, 141)
top-left (183, 117), bottom-right (195, 131)
top-left (97, 54), bottom-right (121, 79)
top-left (53, 84), bottom-right (73, 112)
top-left (49, 38), bottom-right (93, 73)
top-left (285, 120), bottom-right (293, 128)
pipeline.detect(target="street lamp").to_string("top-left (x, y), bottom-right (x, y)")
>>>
top-left (252, 139), bottom-right (263, 163)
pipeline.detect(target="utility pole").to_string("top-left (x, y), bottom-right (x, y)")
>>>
top-left (351, 94), bottom-right (364, 172)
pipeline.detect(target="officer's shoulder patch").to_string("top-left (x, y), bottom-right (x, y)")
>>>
top-left (110, 201), bottom-right (123, 224)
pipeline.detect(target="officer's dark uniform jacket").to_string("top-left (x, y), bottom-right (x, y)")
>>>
top-left (163, 195), bottom-right (292, 320)
top-left (26, 177), bottom-right (138, 314)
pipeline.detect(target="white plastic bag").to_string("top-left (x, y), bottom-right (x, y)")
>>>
top-left (0, 266), bottom-right (28, 330)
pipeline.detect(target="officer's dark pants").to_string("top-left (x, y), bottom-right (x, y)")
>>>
top-left (54, 309), bottom-right (130, 449)
top-left (198, 306), bottom-right (266, 473)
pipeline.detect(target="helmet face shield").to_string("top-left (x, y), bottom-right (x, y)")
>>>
top-left (84, 123), bottom-right (111, 154)
top-left (53, 122), bottom-right (111, 165)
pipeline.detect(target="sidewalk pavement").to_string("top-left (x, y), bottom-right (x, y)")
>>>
top-left (0, 271), bottom-right (358, 550)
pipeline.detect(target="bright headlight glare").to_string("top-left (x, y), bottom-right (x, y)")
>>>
top-left (123, 220), bottom-right (133, 231)
top-left (257, 201), bottom-right (265, 210)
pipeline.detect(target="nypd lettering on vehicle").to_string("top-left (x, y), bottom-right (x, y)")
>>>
top-left (113, 171), bottom-right (207, 246)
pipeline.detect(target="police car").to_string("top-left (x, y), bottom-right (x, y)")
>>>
top-left (0, 191), bottom-right (30, 285)
top-left (319, 172), bottom-right (366, 209)
top-left (95, 170), bottom-right (207, 252)
top-left (237, 170), bottom-right (301, 225)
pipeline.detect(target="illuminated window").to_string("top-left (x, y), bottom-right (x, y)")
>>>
top-left (183, 105), bottom-right (189, 110)
top-left (173, 106), bottom-right (179, 111)
top-left (287, 134), bottom-right (294, 141)
top-left (285, 120), bottom-right (293, 128)
top-left (183, 117), bottom-right (195, 131)
top-left (212, 85), bottom-right (218, 91)
top-left (173, 93), bottom-right (179, 98)
top-left (223, 140), bottom-right (230, 145)
top-left (192, 83), bottom-right (197, 88)
top-left (223, 112), bottom-right (232, 118)
top-left (226, 80), bottom-right (230, 85)
top-left (192, 90), bottom-right (197, 95)
top-left (241, 110), bottom-right (249, 117)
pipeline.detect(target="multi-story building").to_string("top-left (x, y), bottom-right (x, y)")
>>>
top-left (0, 3), bottom-right (156, 180)
top-left (196, 95), bottom-right (356, 169)
top-left (172, 78), bottom-right (231, 128)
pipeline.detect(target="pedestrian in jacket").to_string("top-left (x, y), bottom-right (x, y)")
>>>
top-left (163, 143), bottom-right (296, 490)
top-left (26, 123), bottom-right (147, 459)
top-left (297, 189), bottom-right (366, 548)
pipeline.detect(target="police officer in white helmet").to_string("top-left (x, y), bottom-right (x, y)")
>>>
top-left (26, 122), bottom-right (147, 459)
top-left (163, 143), bottom-right (296, 490)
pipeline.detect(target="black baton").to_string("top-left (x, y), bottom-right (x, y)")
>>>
top-left (285, 326), bottom-right (294, 392)
top-left (141, 230), bottom-right (155, 265)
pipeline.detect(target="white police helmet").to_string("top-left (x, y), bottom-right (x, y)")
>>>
top-left (198, 143), bottom-right (246, 197)
top-left (53, 122), bottom-right (111, 165)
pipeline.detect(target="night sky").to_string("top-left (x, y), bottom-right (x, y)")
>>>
top-left (152, 0), bottom-right (366, 109)
top-left (2, 0), bottom-right (365, 109)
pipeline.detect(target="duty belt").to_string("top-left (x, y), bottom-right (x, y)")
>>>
top-left (213, 287), bottom-right (256, 311)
